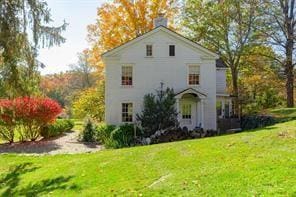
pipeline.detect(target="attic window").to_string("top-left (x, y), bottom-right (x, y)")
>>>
top-left (169, 45), bottom-right (175, 56)
top-left (146, 45), bottom-right (152, 56)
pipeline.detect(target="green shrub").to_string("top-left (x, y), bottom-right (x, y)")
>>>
top-left (81, 119), bottom-right (97, 142)
top-left (96, 123), bottom-right (116, 144)
top-left (0, 125), bottom-right (15, 143)
top-left (241, 115), bottom-right (275, 130)
top-left (95, 123), bottom-right (136, 149)
top-left (110, 124), bottom-right (135, 148)
top-left (40, 119), bottom-right (74, 139)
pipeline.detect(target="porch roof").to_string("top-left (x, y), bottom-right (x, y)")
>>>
top-left (175, 88), bottom-right (207, 99)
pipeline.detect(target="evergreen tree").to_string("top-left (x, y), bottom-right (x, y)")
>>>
top-left (0, 0), bottom-right (67, 97)
top-left (137, 83), bottom-right (178, 136)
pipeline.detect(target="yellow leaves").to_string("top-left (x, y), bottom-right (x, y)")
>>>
top-left (72, 81), bottom-right (105, 121)
top-left (87, 0), bottom-right (179, 78)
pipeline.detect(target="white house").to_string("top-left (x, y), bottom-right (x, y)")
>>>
top-left (102, 17), bottom-right (232, 131)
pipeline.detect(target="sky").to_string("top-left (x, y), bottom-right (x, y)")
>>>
top-left (38, 0), bottom-right (105, 75)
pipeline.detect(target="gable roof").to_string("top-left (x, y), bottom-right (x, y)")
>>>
top-left (216, 58), bottom-right (228, 68)
top-left (101, 26), bottom-right (219, 59)
top-left (175, 88), bottom-right (207, 99)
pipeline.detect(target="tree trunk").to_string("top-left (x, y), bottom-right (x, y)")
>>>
top-left (283, 0), bottom-right (295, 107)
top-left (285, 34), bottom-right (294, 107)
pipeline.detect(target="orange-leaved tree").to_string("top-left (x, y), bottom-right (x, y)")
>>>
top-left (87, 0), bottom-right (179, 77)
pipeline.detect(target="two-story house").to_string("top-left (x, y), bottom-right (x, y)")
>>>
top-left (102, 17), bottom-right (232, 131)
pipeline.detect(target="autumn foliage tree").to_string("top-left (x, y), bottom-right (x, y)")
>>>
top-left (87, 0), bottom-right (179, 76)
top-left (183, 0), bottom-right (262, 115)
top-left (238, 46), bottom-right (285, 114)
top-left (72, 81), bottom-right (105, 121)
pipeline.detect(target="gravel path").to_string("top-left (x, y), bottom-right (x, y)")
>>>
top-left (0, 131), bottom-right (103, 155)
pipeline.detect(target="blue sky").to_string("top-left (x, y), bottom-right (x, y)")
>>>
top-left (38, 0), bottom-right (105, 75)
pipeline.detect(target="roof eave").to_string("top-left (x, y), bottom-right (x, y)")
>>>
top-left (101, 26), bottom-right (219, 59)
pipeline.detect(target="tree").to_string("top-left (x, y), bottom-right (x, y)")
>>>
top-left (69, 50), bottom-right (95, 89)
top-left (87, 0), bottom-right (179, 77)
top-left (0, 0), bottom-right (67, 97)
top-left (137, 84), bottom-right (178, 136)
top-left (260, 0), bottom-right (295, 107)
top-left (183, 0), bottom-right (261, 115)
top-left (72, 81), bottom-right (105, 121)
top-left (238, 46), bottom-right (285, 114)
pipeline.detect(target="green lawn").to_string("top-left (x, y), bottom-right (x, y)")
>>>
top-left (0, 115), bottom-right (295, 196)
top-left (268, 108), bottom-right (296, 120)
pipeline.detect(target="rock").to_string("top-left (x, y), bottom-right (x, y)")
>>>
top-left (145, 138), bottom-right (151, 145)
top-left (190, 131), bottom-right (200, 138)
top-left (155, 130), bottom-right (161, 137)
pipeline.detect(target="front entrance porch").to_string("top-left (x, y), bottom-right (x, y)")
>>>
top-left (175, 88), bottom-right (206, 130)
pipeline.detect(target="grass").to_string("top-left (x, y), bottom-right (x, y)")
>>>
top-left (0, 109), bottom-right (295, 196)
top-left (268, 108), bottom-right (296, 120)
top-left (71, 119), bottom-right (84, 132)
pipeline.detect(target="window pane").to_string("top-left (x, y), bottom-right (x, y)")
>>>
top-left (182, 104), bottom-right (192, 119)
top-left (122, 103), bottom-right (133, 122)
top-left (188, 65), bottom-right (200, 85)
top-left (225, 103), bottom-right (230, 118)
top-left (217, 101), bottom-right (222, 116)
top-left (121, 66), bottom-right (133, 86)
top-left (146, 45), bottom-right (152, 56)
top-left (169, 45), bottom-right (175, 56)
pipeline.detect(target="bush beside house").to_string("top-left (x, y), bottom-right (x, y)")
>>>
top-left (81, 120), bottom-right (135, 149)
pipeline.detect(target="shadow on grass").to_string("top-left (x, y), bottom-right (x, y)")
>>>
top-left (0, 163), bottom-right (79, 196)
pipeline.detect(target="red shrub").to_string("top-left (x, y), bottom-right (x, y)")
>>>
top-left (0, 97), bottom-right (62, 141)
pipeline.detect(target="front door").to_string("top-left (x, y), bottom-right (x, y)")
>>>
top-left (180, 101), bottom-right (197, 130)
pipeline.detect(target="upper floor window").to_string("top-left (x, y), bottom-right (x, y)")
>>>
top-left (146, 44), bottom-right (152, 56)
top-left (169, 45), bottom-right (175, 56)
top-left (188, 65), bottom-right (200, 85)
top-left (122, 103), bottom-right (133, 122)
top-left (121, 65), bottom-right (133, 86)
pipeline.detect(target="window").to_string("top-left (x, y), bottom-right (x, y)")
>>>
top-left (122, 103), bottom-right (133, 122)
top-left (188, 65), bottom-right (200, 85)
top-left (225, 102), bottom-right (230, 118)
top-left (146, 45), bottom-right (152, 56)
top-left (182, 104), bottom-right (192, 119)
top-left (169, 45), bottom-right (175, 56)
top-left (217, 101), bottom-right (222, 117)
top-left (121, 65), bottom-right (133, 86)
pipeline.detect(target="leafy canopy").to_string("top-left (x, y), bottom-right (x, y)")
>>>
top-left (87, 0), bottom-right (179, 76)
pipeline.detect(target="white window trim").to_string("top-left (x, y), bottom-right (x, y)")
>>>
top-left (145, 43), bottom-right (153, 58)
top-left (121, 102), bottom-right (134, 123)
top-left (121, 64), bottom-right (134, 88)
top-left (187, 64), bottom-right (201, 87)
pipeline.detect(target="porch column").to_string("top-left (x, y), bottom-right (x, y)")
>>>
top-left (222, 99), bottom-right (225, 118)
top-left (200, 99), bottom-right (204, 128)
top-left (229, 99), bottom-right (232, 117)
top-left (176, 98), bottom-right (180, 121)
